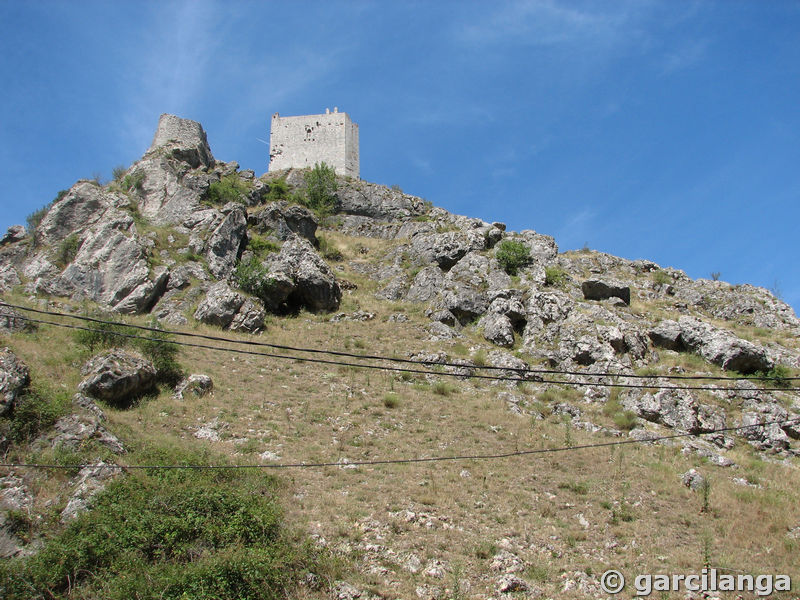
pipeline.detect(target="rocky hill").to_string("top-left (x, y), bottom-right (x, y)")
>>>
top-left (1, 115), bottom-right (799, 599)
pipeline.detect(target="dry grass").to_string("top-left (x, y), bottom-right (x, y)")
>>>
top-left (2, 241), bottom-right (799, 598)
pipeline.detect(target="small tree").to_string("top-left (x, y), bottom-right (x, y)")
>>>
top-left (304, 162), bottom-right (337, 217)
top-left (495, 240), bottom-right (531, 276)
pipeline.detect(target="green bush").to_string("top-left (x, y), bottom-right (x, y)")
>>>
top-left (137, 318), bottom-right (181, 384)
top-left (205, 175), bottom-right (251, 206)
top-left (247, 234), bottom-right (281, 260)
top-left (233, 256), bottom-right (278, 304)
top-left (544, 266), bottom-right (568, 288)
top-left (495, 240), bottom-right (531, 276)
top-left (121, 170), bottom-right (145, 193)
top-left (0, 450), bottom-right (330, 600)
top-left (0, 384), bottom-right (71, 445)
top-left (303, 162), bottom-right (337, 217)
top-left (265, 177), bottom-right (289, 202)
top-left (54, 234), bottom-right (80, 268)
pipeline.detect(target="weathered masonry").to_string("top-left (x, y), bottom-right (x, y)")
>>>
top-left (269, 108), bottom-right (359, 178)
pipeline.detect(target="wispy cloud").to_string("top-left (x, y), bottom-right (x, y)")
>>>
top-left (454, 0), bottom-right (641, 48)
top-left (661, 38), bottom-right (708, 74)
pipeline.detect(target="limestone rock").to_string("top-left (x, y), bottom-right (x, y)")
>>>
top-left (268, 235), bottom-right (341, 312)
top-left (248, 201), bottom-right (318, 243)
top-left (409, 231), bottom-right (485, 270)
top-left (406, 266), bottom-right (445, 303)
top-left (194, 282), bottom-right (265, 332)
top-left (51, 413), bottom-right (125, 454)
top-left (681, 468), bottom-right (706, 491)
top-left (648, 319), bottom-right (683, 351)
top-left (479, 313), bottom-right (515, 347)
top-left (78, 350), bottom-right (157, 406)
top-left (581, 279), bottom-right (631, 305)
top-left (0, 264), bottom-right (21, 293)
top-left (148, 113), bottom-right (214, 169)
top-left (335, 180), bottom-right (428, 220)
top-left (173, 374), bottom-right (214, 399)
top-left (205, 203), bottom-right (247, 279)
top-left (35, 181), bottom-right (112, 246)
top-left (0, 225), bottom-right (26, 246)
top-left (0, 348), bottom-right (29, 416)
top-left (60, 461), bottom-right (120, 523)
top-left (677, 316), bottom-right (772, 373)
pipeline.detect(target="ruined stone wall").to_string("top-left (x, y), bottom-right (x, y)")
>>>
top-left (269, 109), bottom-right (359, 178)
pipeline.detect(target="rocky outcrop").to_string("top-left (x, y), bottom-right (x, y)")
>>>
top-left (0, 348), bottom-right (29, 417)
top-left (248, 201), bottom-right (318, 243)
top-left (0, 226), bottom-right (26, 246)
top-left (409, 231), bottom-right (486, 270)
top-left (581, 279), bottom-right (631, 305)
top-left (266, 236), bottom-right (341, 312)
top-left (205, 203), bottom-right (247, 279)
top-left (335, 180), bottom-right (428, 220)
top-left (78, 350), bottom-right (157, 406)
top-left (649, 317), bottom-right (772, 373)
top-left (193, 282), bottom-right (266, 332)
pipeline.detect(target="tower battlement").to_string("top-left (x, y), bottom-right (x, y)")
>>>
top-left (269, 108), bottom-right (359, 178)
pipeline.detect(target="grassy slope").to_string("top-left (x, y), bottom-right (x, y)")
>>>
top-left (1, 229), bottom-right (799, 598)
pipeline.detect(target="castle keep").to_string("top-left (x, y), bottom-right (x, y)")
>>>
top-left (269, 108), bottom-right (359, 178)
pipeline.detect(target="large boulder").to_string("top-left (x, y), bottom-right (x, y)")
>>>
top-left (335, 180), bottom-right (428, 220)
top-left (581, 279), bottom-right (631, 305)
top-left (649, 317), bottom-right (773, 374)
top-left (148, 113), bottom-right (214, 169)
top-left (409, 231), bottom-right (485, 270)
top-left (35, 181), bottom-right (112, 246)
top-left (0, 348), bottom-right (29, 417)
top-left (479, 313), bottom-right (515, 347)
top-left (0, 226), bottom-right (26, 246)
top-left (193, 282), bottom-right (265, 332)
top-left (78, 350), bottom-right (157, 406)
top-left (205, 203), bottom-right (247, 279)
top-left (267, 236), bottom-right (341, 312)
top-left (248, 201), bottom-right (318, 243)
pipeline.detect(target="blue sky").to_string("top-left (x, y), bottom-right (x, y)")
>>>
top-left (1, 1), bottom-right (798, 311)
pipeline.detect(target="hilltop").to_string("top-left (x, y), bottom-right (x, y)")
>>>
top-left (1, 115), bottom-right (799, 599)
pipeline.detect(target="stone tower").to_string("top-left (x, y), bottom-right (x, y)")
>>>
top-left (268, 108), bottom-right (359, 178)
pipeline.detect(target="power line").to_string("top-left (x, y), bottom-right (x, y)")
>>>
top-left (5, 311), bottom-right (799, 393)
top-left (0, 302), bottom-right (800, 392)
top-left (2, 301), bottom-right (796, 385)
top-left (2, 417), bottom-right (798, 471)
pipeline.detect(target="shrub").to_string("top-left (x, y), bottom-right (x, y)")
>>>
top-left (232, 255), bottom-right (276, 304)
top-left (495, 240), bottom-right (531, 276)
top-left (111, 165), bottom-right (127, 181)
top-left (137, 318), bottom-right (182, 384)
top-left (54, 234), bottom-right (80, 268)
top-left (265, 177), bottom-right (289, 202)
top-left (0, 384), bottom-right (71, 445)
top-left (205, 175), bottom-right (251, 206)
top-left (432, 381), bottom-right (457, 396)
top-left (303, 162), bottom-right (337, 217)
top-left (383, 393), bottom-right (400, 409)
top-left (544, 266), bottom-right (568, 287)
top-left (121, 170), bottom-right (145, 193)
top-left (0, 451), bottom-right (330, 600)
